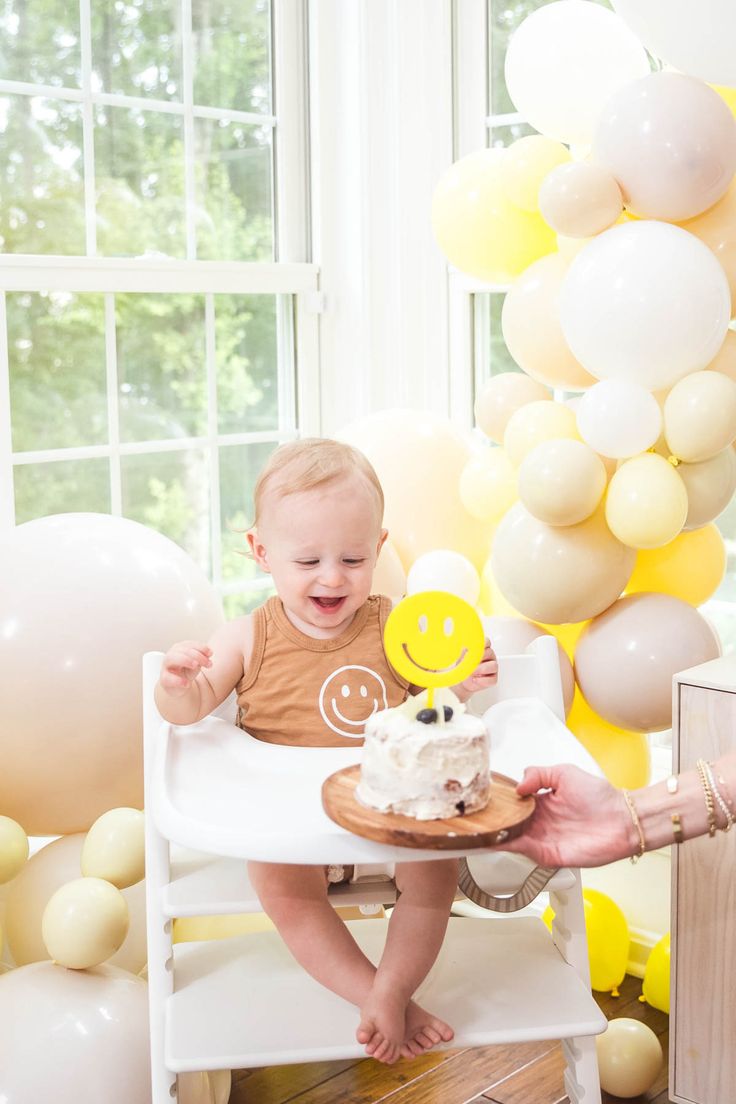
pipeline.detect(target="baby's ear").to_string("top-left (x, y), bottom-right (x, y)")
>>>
top-left (247, 529), bottom-right (270, 571)
top-left (376, 528), bottom-right (389, 556)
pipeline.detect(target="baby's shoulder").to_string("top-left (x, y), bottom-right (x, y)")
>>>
top-left (212, 612), bottom-right (256, 665)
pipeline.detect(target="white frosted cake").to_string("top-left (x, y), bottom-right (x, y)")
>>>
top-left (356, 689), bottom-right (490, 820)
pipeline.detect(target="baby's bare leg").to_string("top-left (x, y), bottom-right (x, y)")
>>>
top-left (358, 858), bottom-right (459, 1060)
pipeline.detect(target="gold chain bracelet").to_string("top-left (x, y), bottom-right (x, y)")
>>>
top-left (704, 760), bottom-right (734, 832)
top-left (622, 789), bottom-right (646, 862)
top-left (696, 758), bottom-right (718, 837)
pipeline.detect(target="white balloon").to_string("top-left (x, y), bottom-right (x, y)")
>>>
top-left (407, 550), bottom-right (481, 607)
top-left (612, 0), bottom-right (736, 87)
top-left (577, 380), bottom-right (662, 459)
top-left (505, 0), bottom-right (650, 147)
top-left (559, 221), bottom-right (731, 391)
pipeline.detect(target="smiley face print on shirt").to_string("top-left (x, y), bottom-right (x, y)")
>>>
top-left (318, 664), bottom-right (389, 739)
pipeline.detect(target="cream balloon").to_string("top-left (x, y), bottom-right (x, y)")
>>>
top-left (372, 538), bottom-right (406, 600)
top-left (42, 877), bottom-right (129, 970)
top-left (0, 513), bottom-right (224, 835)
top-left (596, 1018), bottom-right (663, 1099)
top-left (706, 329), bottom-right (736, 383)
top-left (680, 179), bottom-right (736, 312)
top-left (593, 72), bottom-right (736, 221)
top-left (539, 161), bottom-right (623, 238)
top-left (606, 453), bottom-right (688, 549)
top-left (503, 400), bottom-right (579, 467)
top-left (459, 449), bottom-right (518, 525)
top-left (611, 0), bottom-right (736, 87)
top-left (474, 372), bottom-right (551, 444)
top-left (5, 832), bottom-right (147, 974)
top-left (0, 962), bottom-right (151, 1104)
top-left (482, 615), bottom-right (575, 714)
top-left (501, 254), bottom-right (598, 391)
top-left (576, 379), bottom-right (662, 459)
top-left (575, 593), bottom-right (721, 731)
top-left (81, 808), bottom-right (145, 890)
top-left (678, 447), bottom-right (736, 530)
top-left (517, 438), bottom-right (606, 526)
top-left (504, 1), bottom-right (650, 147)
top-left (560, 221), bottom-right (732, 391)
top-left (664, 371), bottom-right (736, 462)
top-left (407, 550), bottom-right (480, 607)
top-left (0, 816), bottom-right (29, 885)
top-left (499, 135), bottom-right (571, 212)
top-left (491, 504), bottom-right (636, 624)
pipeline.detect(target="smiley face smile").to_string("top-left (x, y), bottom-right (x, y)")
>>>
top-left (401, 643), bottom-right (468, 674)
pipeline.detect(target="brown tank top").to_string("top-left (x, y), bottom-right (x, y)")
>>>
top-left (235, 595), bottom-right (410, 747)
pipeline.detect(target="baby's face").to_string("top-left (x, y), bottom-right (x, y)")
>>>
top-left (249, 475), bottom-right (387, 637)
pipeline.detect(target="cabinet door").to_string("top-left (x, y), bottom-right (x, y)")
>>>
top-left (671, 683), bottom-right (736, 1104)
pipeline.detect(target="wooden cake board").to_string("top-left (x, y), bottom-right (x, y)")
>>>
top-left (322, 766), bottom-right (535, 850)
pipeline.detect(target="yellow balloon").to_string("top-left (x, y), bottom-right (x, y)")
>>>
top-left (459, 449), bottom-right (518, 524)
top-left (81, 807), bottom-right (145, 890)
top-left (431, 148), bottom-right (557, 283)
top-left (173, 913), bottom-right (275, 942)
top-left (606, 453), bottom-right (688, 549)
top-left (546, 889), bottom-right (630, 994)
top-left (642, 932), bottom-right (670, 1014)
top-left (474, 372), bottom-right (551, 444)
top-left (0, 815), bottom-right (29, 885)
top-left (567, 690), bottom-right (650, 789)
top-left (41, 876), bottom-right (129, 969)
top-left (626, 524), bottom-right (726, 607)
top-left (499, 135), bottom-right (571, 213)
top-left (538, 619), bottom-right (589, 659)
top-left (503, 400), bottom-right (579, 467)
top-left (479, 557), bottom-right (523, 617)
top-left (384, 592), bottom-right (486, 690)
top-left (712, 84), bottom-right (736, 118)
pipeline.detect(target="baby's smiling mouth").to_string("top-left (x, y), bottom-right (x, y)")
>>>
top-left (402, 643), bottom-right (468, 674)
top-left (311, 596), bottom-right (346, 610)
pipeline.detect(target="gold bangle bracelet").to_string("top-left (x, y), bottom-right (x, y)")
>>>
top-left (696, 758), bottom-right (718, 837)
top-left (671, 813), bottom-right (684, 844)
top-left (622, 789), bottom-right (646, 862)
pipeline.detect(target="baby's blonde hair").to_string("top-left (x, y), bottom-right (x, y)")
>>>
top-left (252, 438), bottom-right (384, 528)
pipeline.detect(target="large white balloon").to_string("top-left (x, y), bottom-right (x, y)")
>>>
top-left (612, 0), bottom-right (736, 87)
top-left (505, 0), bottom-right (650, 146)
top-left (559, 221), bottom-right (732, 391)
top-left (0, 513), bottom-right (224, 835)
top-left (576, 379), bottom-right (662, 459)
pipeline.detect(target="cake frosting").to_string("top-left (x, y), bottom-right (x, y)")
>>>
top-left (356, 689), bottom-right (490, 820)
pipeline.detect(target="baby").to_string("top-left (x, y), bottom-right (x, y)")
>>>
top-left (155, 438), bottom-right (498, 1064)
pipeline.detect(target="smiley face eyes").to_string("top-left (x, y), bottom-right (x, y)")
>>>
top-left (416, 614), bottom-right (455, 636)
top-left (418, 614), bottom-right (428, 632)
top-left (444, 617), bottom-right (454, 637)
top-left (341, 683), bottom-right (369, 698)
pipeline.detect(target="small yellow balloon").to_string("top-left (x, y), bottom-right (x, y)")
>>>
top-left (712, 84), bottom-right (736, 118)
top-left (626, 524), bottom-right (726, 607)
top-left (546, 888), bottom-right (629, 995)
top-left (459, 449), bottom-right (518, 524)
top-left (499, 135), bottom-right (571, 213)
top-left (384, 592), bottom-right (486, 691)
top-left (81, 807), bottom-right (145, 890)
top-left (431, 148), bottom-right (557, 283)
top-left (641, 932), bottom-right (670, 1014)
top-left (0, 815), bottom-right (29, 885)
top-left (596, 1018), bottom-right (663, 1098)
top-left (41, 876), bottom-right (129, 969)
top-left (503, 400), bottom-right (580, 467)
top-left (606, 453), bottom-right (689, 549)
top-left (567, 690), bottom-right (650, 789)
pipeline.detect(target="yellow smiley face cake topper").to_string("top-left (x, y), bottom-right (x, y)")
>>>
top-left (384, 591), bottom-right (485, 699)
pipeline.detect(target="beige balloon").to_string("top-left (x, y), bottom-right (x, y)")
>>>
top-left (81, 808), bottom-right (145, 890)
top-left (0, 816), bottom-right (29, 885)
top-left (42, 877), bottom-right (129, 970)
top-left (372, 538), bottom-right (406, 599)
top-left (596, 1018), bottom-right (663, 1099)
top-left (474, 372), bottom-right (550, 444)
top-left (706, 328), bottom-right (736, 383)
top-left (539, 161), bottom-right (623, 238)
top-left (680, 176), bottom-right (736, 311)
top-left (491, 503), bottom-right (636, 624)
top-left (518, 438), bottom-right (607, 526)
top-left (575, 593), bottom-right (721, 732)
top-left (459, 449), bottom-right (518, 524)
top-left (5, 832), bottom-right (147, 974)
top-left (678, 446), bottom-right (736, 529)
top-left (606, 453), bottom-right (689, 549)
top-left (504, 400), bottom-right (580, 467)
top-left (664, 370), bottom-right (736, 462)
top-left (501, 253), bottom-right (599, 390)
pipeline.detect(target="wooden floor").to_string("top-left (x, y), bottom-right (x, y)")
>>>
top-left (229, 973), bottom-right (670, 1104)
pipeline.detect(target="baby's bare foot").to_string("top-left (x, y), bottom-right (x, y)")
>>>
top-left (356, 988), bottom-right (407, 1065)
top-left (399, 999), bottom-right (454, 1060)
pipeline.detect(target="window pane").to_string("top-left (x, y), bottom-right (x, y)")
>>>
top-left (219, 439), bottom-right (275, 586)
top-left (475, 291), bottom-right (518, 386)
top-left (0, 96), bottom-right (86, 254)
top-left (116, 294), bottom-right (207, 443)
top-left (194, 117), bottom-right (273, 261)
top-left (95, 105), bottom-right (185, 257)
top-left (216, 294), bottom-right (279, 434)
top-left (121, 449), bottom-right (211, 573)
top-left (0, 0), bottom-right (81, 88)
top-left (224, 582), bottom-right (275, 618)
top-left (14, 458), bottom-right (110, 522)
top-left (193, 0), bottom-right (272, 114)
top-left (91, 0), bottom-right (182, 101)
top-left (8, 291), bottom-right (107, 452)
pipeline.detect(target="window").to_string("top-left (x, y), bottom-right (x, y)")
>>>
top-left (0, 0), bottom-right (317, 615)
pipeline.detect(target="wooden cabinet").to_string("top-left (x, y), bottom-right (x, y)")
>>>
top-left (670, 656), bottom-right (736, 1104)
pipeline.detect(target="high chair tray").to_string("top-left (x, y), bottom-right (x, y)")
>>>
top-left (322, 768), bottom-right (535, 849)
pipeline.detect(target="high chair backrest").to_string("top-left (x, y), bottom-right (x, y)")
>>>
top-left (466, 634), bottom-right (566, 723)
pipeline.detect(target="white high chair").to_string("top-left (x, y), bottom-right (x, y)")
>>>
top-left (143, 636), bottom-right (606, 1104)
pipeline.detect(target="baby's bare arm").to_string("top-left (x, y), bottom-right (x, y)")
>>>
top-left (154, 616), bottom-right (253, 724)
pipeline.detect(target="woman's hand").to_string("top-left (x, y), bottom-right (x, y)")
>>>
top-left (499, 763), bottom-right (636, 868)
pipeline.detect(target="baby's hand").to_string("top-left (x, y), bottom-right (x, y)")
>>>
top-left (459, 639), bottom-right (498, 697)
top-left (159, 641), bottom-right (213, 696)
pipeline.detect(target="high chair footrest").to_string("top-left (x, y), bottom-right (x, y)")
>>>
top-left (165, 916), bottom-right (607, 1071)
